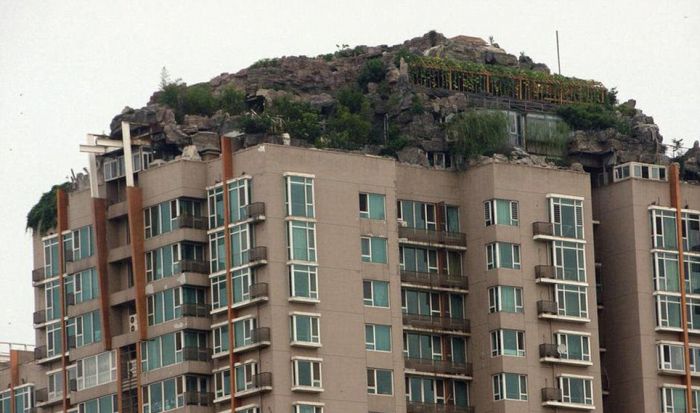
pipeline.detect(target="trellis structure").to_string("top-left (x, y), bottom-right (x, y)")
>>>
top-left (409, 61), bottom-right (607, 105)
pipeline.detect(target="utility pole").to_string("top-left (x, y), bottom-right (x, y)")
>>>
top-left (556, 30), bottom-right (561, 75)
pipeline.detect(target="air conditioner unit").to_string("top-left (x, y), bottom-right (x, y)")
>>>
top-left (129, 315), bottom-right (138, 332)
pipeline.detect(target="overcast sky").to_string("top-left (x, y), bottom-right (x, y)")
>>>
top-left (1, 0), bottom-right (698, 344)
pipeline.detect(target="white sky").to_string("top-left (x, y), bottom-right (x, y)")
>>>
top-left (1, 0), bottom-right (698, 344)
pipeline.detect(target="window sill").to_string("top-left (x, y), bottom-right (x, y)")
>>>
top-left (540, 357), bottom-right (592, 366)
top-left (542, 401), bottom-right (594, 410)
top-left (538, 314), bottom-right (590, 323)
top-left (291, 386), bottom-right (324, 393)
top-left (288, 297), bottom-right (320, 304)
top-left (290, 341), bottom-right (322, 348)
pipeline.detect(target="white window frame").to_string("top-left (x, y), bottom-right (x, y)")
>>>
top-left (550, 196), bottom-right (584, 240)
top-left (288, 264), bottom-right (319, 301)
top-left (488, 286), bottom-right (524, 314)
top-left (290, 313), bottom-right (321, 346)
top-left (486, 242), bottom-right (521, 270)
top-left (555, 332), bottom-right (591, 362)
top-left (490, 330), bottom-right (525, 357)
top-left (287, 221), bottom-right (317, 263)
top-left (484, 199), bottom-right (519, 226)
top-left (365, 324), bottom-right (392, 352)
top-left (492, 373), bottom-right (528, 401)
top-left (555, 284), bottom-right (588, 318)
top-left (285, 174), bottom-right (315, 218)
top-left (367, 368), bottom-right (393, 395)
top-left (559, 375), bottom-right (593, 406)
top-left (363, 280), bottom-right (390, 308)
top-left (75, 351), bottom-right (117, 391)
top-left (292, 357), bottom-right (323, 390)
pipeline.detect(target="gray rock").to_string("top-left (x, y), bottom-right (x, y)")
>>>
top-left (397, 146), bottom-right (429, 167)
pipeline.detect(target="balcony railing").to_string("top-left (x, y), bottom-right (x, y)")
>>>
top-left (183, 391), bottom-right (213, 406)
top-left (542, 387), bottom-right (563, 403)
top-left (404, 356), bottom-right (472, 376)
top-left (174, 259), bottom-right (209, 274)
top-left (250, 327), bottom-right (271, 345)
top-left (533, 222), bottom-right (554, 238)
top-left (535, 265), bottom-right (556, 281)
top-left (539, 343), bottom-right (560, 358)
top-left (250, 283), bottom-right (269, 300)
top-left (182, 347), bottom-right (212, 362)
top-left (537, 300), bottom-right (558, 316)
top-left (181, 303), bottom-right (211, 317)
top-left (400, 270), bottom-right (469, 290)
top-left (64, 249), bottom-right (74, 263)
top-left (248, 246), bottom-right (268, 264)
top-left (244, 202), bottom-right (266, 222)
top-left (33, 311), bottom-right (46, 325)
top-left (68, 379), bottom-right (77, 392)
top-left (402, 313), bottom-right (470, 333)
top-left (173, 214), bottom-right (207, 230)
top-left (251, 372), bottom-right (272, 389)
top-left (398, 226), bottom-right (467, 247)
top-left (406, 401), bottom-right (474, 413)
top-left (35, 388), bottom-right (48, 403)
top-left (32, 268), bottom-right (45, 282)
top-left (34, 346), bottom-right (46, 360)
top-left (65, 292), bottom-right (75, 306)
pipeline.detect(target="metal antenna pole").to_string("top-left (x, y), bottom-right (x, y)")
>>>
top-left (556, 30), bottom-right (561, 75)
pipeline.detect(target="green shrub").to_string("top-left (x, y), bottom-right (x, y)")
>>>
top-left (411, 95), bottom-right (425, 114)
top-left (27, 183), bottom-right (70, 234)
top-left (358, 58), bottom-right (386, 89)
top-left (525, 118), bottom-right (571, 157)
top-left (239, 113), bottom-right (272, 134)
top-left (249, 58), bottom-right (280, 69)
top-left (556, 103), bottom-right (630, 134)
top-left (394, 48), bottom-right (417, 67)
top-left (446, 110), bottom-right (509, 159)
top-left (268, 97), bottom-right (321, 142)
top-left (336, 87), bottom-right (368, 114)
top-left (219, 86), bottom-right (246, 115)
top-left (181, 84), bottom-right (217, 117)
top-left (326, 106), bottom-right (373, 149)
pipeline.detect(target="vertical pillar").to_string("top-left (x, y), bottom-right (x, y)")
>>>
top-left (221, 136), bottom-right (238, 411)
top-left (670, 163), bottom-right (694, 411)
top-left (9, 349), bottom-right (19, 413)
top-left (56, 188), bottom-right (70, 413)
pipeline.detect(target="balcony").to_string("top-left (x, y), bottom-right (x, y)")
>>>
top-left (404, 357), bottom-right (473, 376)
top-left (234, 327), bottom-right (271, 353)
top-left (535, 265), bottom-right (556, 282)
top-left (243, 202), bottom-right (266, 222)
top-left (539, 343), bottom-right (560, 359)
top-left (235, 372), bottom-right (273, 396)
top-left (181, 303), bottom-right (211, 318)
top-left (403, 313), bottom-right (470, 333)
top-left (32, 268), bottom-right (45, 283)
top-left (173, 214), bottom-right (207, 230)
top-left (34, 346), bottom-right (46, 360)
top-left (542, 387), bottom-right (563, 403)
top-left (33, 310), bottom-right (46, 325)
top-left (174, 260), bottom-right (209, 274)
top-left (182, 347), bottom-right (212, 362)
top-left (400, 270), bottom-right (469, 291)
top-left (398, 226), bottom-right (467, 248)
top-left (247, 246), bottom-right (268, 266)
top-left (406, 401), bottom-right (474, 413)
top-left (69, 378), bottom-right (77, 392)
top-left (533, 222), bottom-right (554, 240)
top-left (250, 283), bottom-right (269, 301)
top-left (35, 388), bottom-right (48, 404)
top-left (183, 391), bottom-right (213, 406)
top-left (537, 300), bottom-right (558, 316)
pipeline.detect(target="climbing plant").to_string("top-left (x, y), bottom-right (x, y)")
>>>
top-left (26, 183), bottom-right (71, 235)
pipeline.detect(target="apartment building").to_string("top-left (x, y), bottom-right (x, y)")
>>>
top-left (594, 162), bottom-right (700, 413)
top-left (2, 134), bottom-right (608, 413)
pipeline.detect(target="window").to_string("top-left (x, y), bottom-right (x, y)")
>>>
top-left (46, 322), bottom-right (63, 357)
top-left (492, 373), bottom-right (528, 401)
top-left (293, 405), bottom-right (323, 413)
top-left (235, 361), bottom-right (259, 393)
top-left (490, 330), bottom-right (525, 357)
top-left (402, 289), bottom-right (440, 317)
top-left (685, 255), bottom-right (700, 295)
top-left (550, 197), bottom-right (584, 239)
top-left (486, 242), bottom-right (521, 270)
top-left (228, 178), bottom-right (251, 222)
top-left (403, 332), bottom-right (442, 361)
top-left (556, 284), bottom-right (588, 318)
top-left (365, 324), bottom-right (392, 352)
top-left (289, 265), bottom-right (318, 300)
top-left (77, 394), bottom-right (117, 413)
top-left (48, 371), bottom-right (63, 401)
top-left (559, 376), bottom-right (593, 406)
top-left (45, 280), bottom-right (61, 321)
top-left (43, 236), bottom-right (60, 277)
top-left (207, 185), bottom-right (224, 229)
top-left (400, 246), bottom-right (438, 274)
top-left (292, 358), bottom-right (322, 389)
top-left (290, 314), bottom-right (320, 345)
top-left (286, 175), bottom-right (315, 218)
top-left (555, 333), bottom-right (591, 362)
top-left (655, 252), bottom-right (680, 292)
top-left (688, 298), bottom-right (700, 330)
top-left (406, 376), bottom-right (445, 404)
top-left (651, 208), bottom-right (678, 250)
top-left (363, 280), bottom-right (389, 307)
top-left (657, 294), bottom-right (682, 328)
top-left (360, 193), bottom-right (386, 220)
top-left (428, 151), bottom-right (450, 169)
top-left (398, 200), bottom-right (437, 231)
top-left (209, 231), bottom-right (225, 273)
top-left (210, 275), bottom-right (227, 310)
top-left (144, 201), bottom-right (173, 238)
top-left (234, 317), bottom-right (258, 349)
top-left (213, 369), bottom-right (230, 399)
top-left (145, 245), bottom-right (176, 281)
top-left (288, 221), bottom-right (316, 262)
top-left (141, 332), bottom-right (185, 372)
top-left (488, 286), bottom-right (523, 313)
top-left (103, 148), bottom-right (152, 181)
top-left (147, 288), bottom-right (181, 326)
top-left (63, 225), bottom-right (94, 261)
top-left (553, 241), bottom-right (586, 282)
top-left (367, 369), bottom-right (393, 395)
top-left (65, 268), bottom-right (99, 305)
top-left (361, 237), bottom-right (387, 263)
top-left (67, 310), bottom-right (102, 348)
top-left (143, 377), bottom-right (183, 413)
top-left (484, 199), bottom-right (519, 226)
top-left (661, 387), bottom-right (689, 413)
top-left (230, 224), bottom-right (251, 267)
top-left (75, 351), bottom-right (117, 390)
top-left (658, 343), bottom-right (685, 372)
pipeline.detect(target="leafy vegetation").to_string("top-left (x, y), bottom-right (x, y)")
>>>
top-left (357, 58), bottom-right (386, 89)
top-left (525, 118), bottom-right (571, 157)
top-left (446, 110), bottom-right (509, 159)
top-left (249, 58), bottom-right (280, 69)
top-left (267, 97), bottom-right (321, 142)
top-left (556, 103), bottom-right (630, 134)
top-left (26, 183), bottom-right (70, 234)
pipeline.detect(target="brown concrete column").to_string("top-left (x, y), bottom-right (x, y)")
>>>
top-left (9, 349), bottom-right (19, 413)
top-left (221, 136), bottom-right (238, 411)
top-left (92, 198), bottom-right (112, 349)
top-left (670, 163), bottom-right (694, 411)
top-left (56, 188), bottom-right (70, 413)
